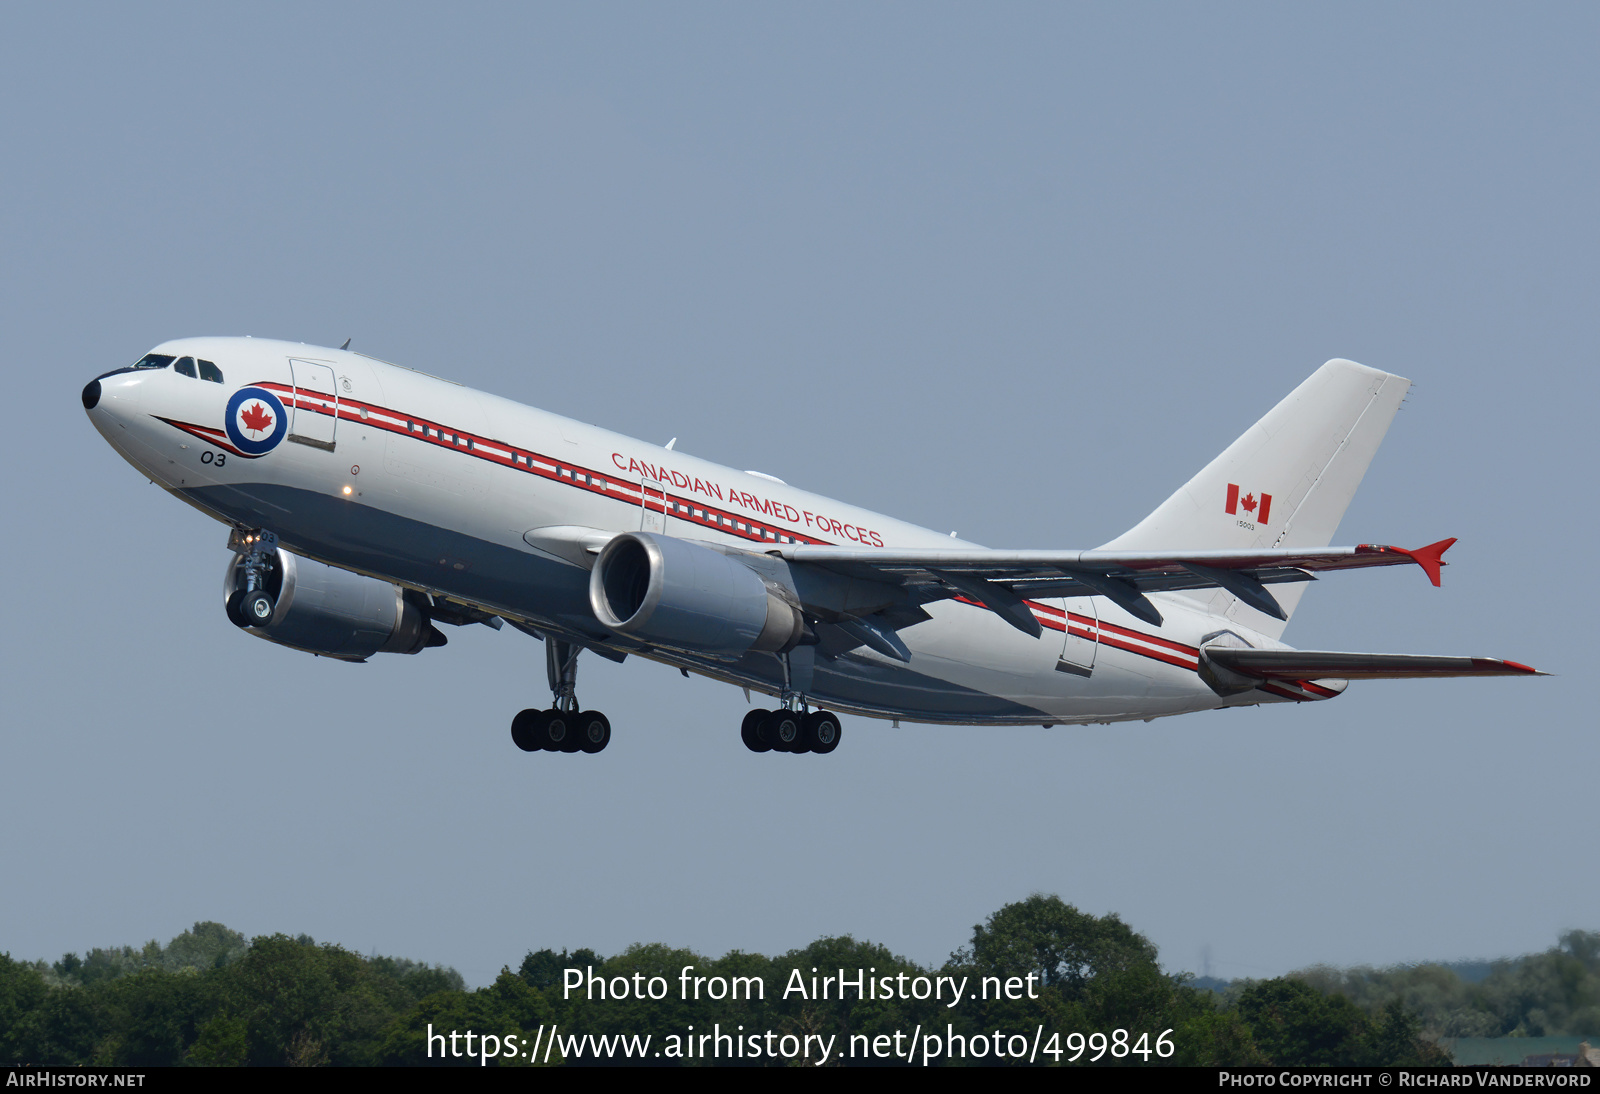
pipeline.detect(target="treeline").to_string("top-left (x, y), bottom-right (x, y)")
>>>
top-left (1280, 931), bottom-right (1600, 1040)
top-left (1, 922), bottom-right (464, 1066)
top-left (2, 899), bottom-right (1584, 1066)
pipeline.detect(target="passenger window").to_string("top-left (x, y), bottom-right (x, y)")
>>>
top-left (174, 356), bottom-right (198, 378)
top-left (198, 359), bottom-right (223, 383)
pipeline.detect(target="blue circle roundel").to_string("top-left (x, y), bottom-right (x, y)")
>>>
top-left (225, 387), bottom-right (288, 456)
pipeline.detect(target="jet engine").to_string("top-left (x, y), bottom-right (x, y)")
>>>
top-left (223, 548), bottom-right (444, 661)
top-left (589, 532), bottom-right (803, 656)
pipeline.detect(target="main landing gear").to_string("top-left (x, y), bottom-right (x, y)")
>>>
top-left (511, 637), bottom-right (610, 754)
top-left (739, 646), bottom-right (842, 755)
top-left (740, 706), bottom-right (842, 755)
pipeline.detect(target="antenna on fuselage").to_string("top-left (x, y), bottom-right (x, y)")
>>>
top-left (664, 437), bottom-right (677, 450)
top-left (340, 338), bottom-right (352, 350)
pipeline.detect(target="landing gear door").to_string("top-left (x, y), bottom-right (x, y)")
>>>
top-left (1057, 596), bottom-right (1098, 677)
top-left (288, 359), bottom-right (338, 450)
top-left (640, 478), bottom-right (666, 533)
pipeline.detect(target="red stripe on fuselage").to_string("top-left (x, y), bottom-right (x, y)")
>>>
top-left (1094, 633), bottom-right (1199, 672)
top-left (246, 382), bottom-right (1292, 690)
top-left (153, 416), bottom-right (251, 458)
top-left (253, 382), bottom-right (830, 549)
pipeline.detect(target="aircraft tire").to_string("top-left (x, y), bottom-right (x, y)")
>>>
top-left (765, 710), bottom-right (803, 754)
top-left (548, 711), bottom-right (582, 753)
top-left (741, 709), bottom-right (773, 753)
top-left (803, 710), bottom-right (842, 754)
top-left (576, 711), bottom-right (611, 754)
top-left (241, 589), bottom-right (275, 627)
top-left (527, 710), bottom-right (556, 750)
top-left (511, 709), bottom-right (541, 752)
top-left (225, 590), bottom-right (248, 628)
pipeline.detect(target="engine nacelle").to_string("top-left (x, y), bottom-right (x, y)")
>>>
top-left (223, 549), bottom-right (441, 661)
top-left (589, 532), bottom-right (803, 657)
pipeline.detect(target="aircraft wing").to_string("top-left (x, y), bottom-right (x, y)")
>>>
top-left (1200, 648), bottom-right (1546, 680)
top-left (774, 539), bottom-right (1457, 632)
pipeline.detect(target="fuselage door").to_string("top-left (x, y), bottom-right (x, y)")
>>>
top-left (1057, 596), bottom-right (1099, 677)
top-left (288, 359), bottom-right (338, 450)
top-left (640, 478), bottom-right (666, 533)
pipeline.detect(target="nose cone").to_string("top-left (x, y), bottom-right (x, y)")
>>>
top-left (82, 378), bottom-right (102, 410)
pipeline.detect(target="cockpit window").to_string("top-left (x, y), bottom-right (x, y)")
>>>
top-left (175, 356), bottom-right (198, 378)
top-left (131, 353), bottom-right (175, 370)
top-left (198, 359), bottom-right (223, 383)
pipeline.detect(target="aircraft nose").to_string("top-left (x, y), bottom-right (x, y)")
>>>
top-left (82, 378), bottom-right (102, 410)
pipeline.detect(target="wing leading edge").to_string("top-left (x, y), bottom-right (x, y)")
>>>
top-left (1193, 647), bottom-right (1546, 699)
top-left (1201, 648), bottom-right (1546, 681)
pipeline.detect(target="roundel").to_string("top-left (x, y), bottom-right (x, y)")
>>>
top-left (225, 387), bottom-right (288, 456)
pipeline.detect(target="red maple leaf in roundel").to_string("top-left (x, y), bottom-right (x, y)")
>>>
top-left (1240, 493), bottom-right (1257, 513)
top-left (240, 401), bottom-right (274, 435)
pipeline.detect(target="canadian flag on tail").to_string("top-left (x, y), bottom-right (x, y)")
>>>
top-left (1225, 484), bottom-right (1272, 525)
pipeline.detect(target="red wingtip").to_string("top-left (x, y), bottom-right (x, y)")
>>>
top-left (1399, 537), bottom-right (1456, 587)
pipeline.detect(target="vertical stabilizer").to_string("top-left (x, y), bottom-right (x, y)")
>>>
top-left (1098, 359), bottom-right (1410, 637)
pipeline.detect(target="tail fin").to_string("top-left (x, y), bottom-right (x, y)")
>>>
top-left (1099, 359), bottom-right (1411, 637)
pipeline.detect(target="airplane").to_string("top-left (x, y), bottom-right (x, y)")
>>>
top-left (81, 338), bottom-right (1542, 756)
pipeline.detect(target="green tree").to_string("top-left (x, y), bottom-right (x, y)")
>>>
top-left (187, 1013), bottom-right (248, 1066)
top-left (1236, 978), bottom-right (1376, 1066)
top-left (958, 894), bottom-right (1158, 998)
top-left (518, 947), bottom-right (602, 990)
top-left (948, 895), bottom-right (1216, 1067)
top-left (11, 983), bottom-right (101, 1065)
top-left (1169, 1009), bottom-right (1268, 1067)
top-left (95, 969), bottom-right (214, 1066)
top-left (376, 970), bottom-right (559, 1066)
top-left (221, 934), bottom-right (411, 1066)
top-left (0, 955), bottom-right (50, 1063)
top-left (162, 922), bottom-right (248, 973)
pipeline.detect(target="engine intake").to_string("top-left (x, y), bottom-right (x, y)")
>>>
top-left (223, 549), bottom-right (442, 661)
top-left (589, 532), bottom-right (803, 656)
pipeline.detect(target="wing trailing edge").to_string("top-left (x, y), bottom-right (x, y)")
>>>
top-left (775, 539), bottom-right (1458, 632)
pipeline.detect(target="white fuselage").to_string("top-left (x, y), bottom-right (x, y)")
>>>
top-left (86, 336), bottom-right (1302, 726)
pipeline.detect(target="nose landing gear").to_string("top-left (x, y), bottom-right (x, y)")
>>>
top-left (226, 528), bottom-right (280, 627)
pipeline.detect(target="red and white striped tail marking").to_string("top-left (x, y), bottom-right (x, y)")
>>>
top-left (1225, 484), bottom-right (1273, 526)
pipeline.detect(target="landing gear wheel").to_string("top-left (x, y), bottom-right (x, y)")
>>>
top-left (225, 590), bottom-right (248, 627)
top-left (741, 709), bottom-right (773, 753)
top-left (575, 711), bottom-right (610, 753)
top-left (241, 589), bottom-right (275, 627)
top-left (545, 710), bottom-right (581, 753)
top-left (511, 709), bottom-right (542, 752)
top-left (525, 710), bottom-right (557, 751)
top-left (764, 710), bottom-right (803, 753)
top-left (802, 710), bottom-right (842, 754)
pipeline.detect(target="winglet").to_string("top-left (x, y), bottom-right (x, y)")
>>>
top-left (1397, 537), bottom-right (1456, 587)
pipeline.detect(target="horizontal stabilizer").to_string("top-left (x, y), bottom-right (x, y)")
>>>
top-left (1203, 648), bottom-right (1545, 681)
